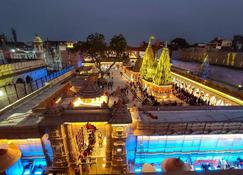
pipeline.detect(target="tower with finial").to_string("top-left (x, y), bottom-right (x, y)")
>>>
top-left (153, 41), bottom-right (172, 85)
top-left (33, 34), bottom-right (44, 60)
top-left (140, 35), bottom-right (156, 81)
top-left (198, 54), bottom-right (210, 79)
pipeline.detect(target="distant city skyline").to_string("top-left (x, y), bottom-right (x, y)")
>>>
top-left (1, 0), bottom-right (243, 45)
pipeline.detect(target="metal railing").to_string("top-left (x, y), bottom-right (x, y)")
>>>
top-left (0, 66), bottom-right (73, 110)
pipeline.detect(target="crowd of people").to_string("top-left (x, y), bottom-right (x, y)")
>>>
top-left (128, 81), bottom-right (161, 106)
top-left (173, 84), bottom-right (210, 106)
top-left (197, 157), bottom-right (243, 171)
top-left (97, 72), bottom-right (114, 90)
top-left (103, 67), bottom-right (211, 107)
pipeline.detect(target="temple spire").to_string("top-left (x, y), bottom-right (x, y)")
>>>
top-left (198, 54), bottom-right (210, 79)
top-left (153, 46), bottom-right (172, 85)
top-left (140, 36), bottom-right (156, 81)
top-left (164, 41), bottom-right (168, 48)
top-left (148, 35), bottom-right (155, 45)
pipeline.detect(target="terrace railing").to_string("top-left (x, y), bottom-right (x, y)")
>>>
top-left (0, 66), bottom-right (73, 110)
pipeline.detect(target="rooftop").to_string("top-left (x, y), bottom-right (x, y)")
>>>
top-left (136, 106), bottom-right (243, 123)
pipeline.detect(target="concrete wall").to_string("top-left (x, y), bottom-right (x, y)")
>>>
top-left (0, 60), bottom-right (46, 77)
top-left (172, 48), bottom-right (243, 69)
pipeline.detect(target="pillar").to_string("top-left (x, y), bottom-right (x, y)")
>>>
top-left (63, 123), bottom-right (82, 173)
top-left (48, 126), bottom-right (69, 168)
top-left (105, 124), bottom-right (112, 167)
top-left (40, 134), bottom-right (52, 166)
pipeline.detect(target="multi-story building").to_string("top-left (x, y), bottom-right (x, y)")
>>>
top-left (33, 35), bottom-right (64, 71)
top-left (208, 37), bottom-right (232, 50)
top-left (232, 35), bottom-right (243, 52)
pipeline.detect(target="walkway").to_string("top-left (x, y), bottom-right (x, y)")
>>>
top-left (107, 66), bottom-right (142, 108)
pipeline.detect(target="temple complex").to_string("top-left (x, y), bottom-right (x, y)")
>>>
top-left (1, 37), bottom-right (243, 174)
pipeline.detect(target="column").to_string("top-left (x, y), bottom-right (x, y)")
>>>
top-left (105, 124), bottom-right (112, 167)
top-left (63, 123), bottom-right (81, 173)
top-left (48, 126), bottom-right (68, 168)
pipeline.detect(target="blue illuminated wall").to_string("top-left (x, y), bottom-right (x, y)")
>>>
top-left (27, 67), bottom-right (48, 81)
top-left (0, 139), bottom-right (48, 175)
top-left (14, 67), bottom-right (48, 83)
top-left (126, 134), bottom-right (137, 163)
top-left (128, 134), bottom-right (243, 165)
top-left (5, 159), bottom-right (23, 175)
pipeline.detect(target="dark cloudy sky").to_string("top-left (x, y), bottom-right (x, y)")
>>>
top-left (1, 0), bottom-right (243, 45)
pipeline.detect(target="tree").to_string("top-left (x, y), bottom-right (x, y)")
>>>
top-left (0, 33), bottom-right (7, 46)
top-left (170, 38), bottom-right (189, 49)
top-left (11, 28), bottom-right (17, 43)
top-left (109, 34), bottom-right (127, 59)
top-left (83, 33), bottom-right (113, 78)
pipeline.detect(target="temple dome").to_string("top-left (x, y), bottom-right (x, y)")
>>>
top-left (77, 80), bottom-right (104, 98)
top-left (33, 35), bottom-right (43, 43)
top-left (161, 158), bottom-right (192, 172)
top-left (0, 144), bottom-right (21, 172)
top-left (109, 99), bottom-right (132, 124)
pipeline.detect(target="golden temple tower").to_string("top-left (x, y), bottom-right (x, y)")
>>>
top-left (153, 43), bottom-right (172, 85)
top-left (140, 36), bottom-right (156, 81)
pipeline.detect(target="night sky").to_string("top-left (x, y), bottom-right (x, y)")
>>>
top-left (1, 0), bottom-right (243, 45)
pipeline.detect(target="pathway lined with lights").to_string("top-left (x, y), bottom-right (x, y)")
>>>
top-left (107, 66), bottom-right (142, 108)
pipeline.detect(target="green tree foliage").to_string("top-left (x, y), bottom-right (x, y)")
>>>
top-left (109, 34), bottom-right (127, 59)
top-left (85, 33), bottom-right (107, 77)
top-left (0, 33), bottom-right (7, 46)
top-left (72, 33), bottom-right (128, 78)
top-left (171, 37), bottom-right (189, 50)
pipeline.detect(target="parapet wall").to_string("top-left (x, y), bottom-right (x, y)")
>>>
top-left (0, 59), bottom-right (46, 77)
top-left (172, 48), bottom-right (243, 69)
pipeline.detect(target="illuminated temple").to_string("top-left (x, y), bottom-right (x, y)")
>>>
top-left (140, 37), bottom-right (173, 99)
top-left (1, 42), bottom-right (243, 174)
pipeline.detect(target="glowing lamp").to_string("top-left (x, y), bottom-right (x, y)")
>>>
top-left (195, 167), bottom-right (202, 171)
top-left (66, 42), bottom-right (74, 48)
top-left (135, 168), bottom-right (142, 172)
top-left (34, 170), bottom-right (43, 175)
top-left (55, 97), bottom-right (62, 104)
top-left (0, 90), bottom-right (4, 97)
top-left (117, 148), bottom-right (122, 152)
top-left (72, 96), bottom-right (107, 107)
top-left (23, 170), bottom-right (31, 175)
top-left (155, 168), bottom-right (162, 172)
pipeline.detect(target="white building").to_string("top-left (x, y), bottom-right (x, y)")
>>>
top-left (33, 35), bottom-right (63, 71)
